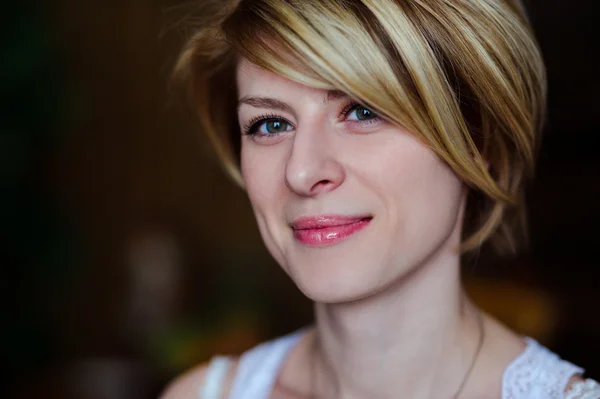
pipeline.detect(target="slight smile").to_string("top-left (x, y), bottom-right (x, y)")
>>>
top-left (290, 215), bottom-right (373, 247)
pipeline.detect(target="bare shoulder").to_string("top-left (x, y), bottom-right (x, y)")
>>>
top-left (160, 358), bottom-right (240, 399)
top-left (160, 362), bottom-right (210, 399)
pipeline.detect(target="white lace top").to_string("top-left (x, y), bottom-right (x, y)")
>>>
top-left (198, 329), bottom-right (600, 399)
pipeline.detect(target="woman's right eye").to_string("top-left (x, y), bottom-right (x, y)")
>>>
top-left (245, 118), bottom-right (293, 136)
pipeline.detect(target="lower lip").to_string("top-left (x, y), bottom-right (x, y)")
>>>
top-left (293, 218), bottom-right (372, 247)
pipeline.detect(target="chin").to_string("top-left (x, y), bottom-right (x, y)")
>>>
top-left (283, 251), bottom-right (399, 304)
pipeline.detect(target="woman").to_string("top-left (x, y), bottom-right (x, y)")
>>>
top-left (164, 0), bottom-right (599, 398)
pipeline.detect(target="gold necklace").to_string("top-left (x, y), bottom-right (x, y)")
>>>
top-left (308, 310), bottom-right (486, 399)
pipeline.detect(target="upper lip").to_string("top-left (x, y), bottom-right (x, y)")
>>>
top-left (290, 215), bottom-right (373, 230)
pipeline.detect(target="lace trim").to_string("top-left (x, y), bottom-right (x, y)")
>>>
top-left (565, 379), bottom-right (600, 399)
top-left (502, 338), bottom-right (584, 399)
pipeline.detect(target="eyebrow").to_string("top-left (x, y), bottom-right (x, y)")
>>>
top-left (237, 89), bottom-right (350, 113)
top-left (324, 89), bottom-right (348, 103)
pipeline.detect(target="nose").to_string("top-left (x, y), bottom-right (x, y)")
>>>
top-left (284, 126), bottom-right (346, 197)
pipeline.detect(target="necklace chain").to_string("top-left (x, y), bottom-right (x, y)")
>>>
top-left (308, 310), bottom-right (486, 399)
top-left (452, 309), bottom-right (486, 399)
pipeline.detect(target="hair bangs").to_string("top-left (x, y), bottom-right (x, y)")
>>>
top-left (174, 0), bottom-right (547, 254)
top-left (222, 0), bottom-right (422, 134)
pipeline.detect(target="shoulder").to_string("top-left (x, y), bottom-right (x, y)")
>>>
top-left (160, 357), bottom-right (240, 399)
top-left (160, 362), bottom-right (209, 399)
top-left (502, 337), bottom-right (598, 399)
top-left (160, 328), bottom-right (309, 399)
top-left (564, 375), bottom-right (600, 399)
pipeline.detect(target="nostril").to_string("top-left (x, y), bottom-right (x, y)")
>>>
top-left (309, 179), bottom-right (334, 194)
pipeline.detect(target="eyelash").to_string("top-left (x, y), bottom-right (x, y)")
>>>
top-left (242, 101), bottom-right (380, 137)
top-left (243, 113), bottom-right (283, 136)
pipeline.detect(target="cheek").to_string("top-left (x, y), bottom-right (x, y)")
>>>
top-left (356, 135), bottom-right (463, 234)
top-left (392, 151), bottom-right (461, 205)
top-left (241, 143), bottom-right (285, 216)
top-left (241, 143), bottom-right (292, 267)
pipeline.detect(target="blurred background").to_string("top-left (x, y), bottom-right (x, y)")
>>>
top-left (2, 0), bottom-right (598, 398)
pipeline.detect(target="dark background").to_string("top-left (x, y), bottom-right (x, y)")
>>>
top-left (2, 0), bottom-right (598, 398)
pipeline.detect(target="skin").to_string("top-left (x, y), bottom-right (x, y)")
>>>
top-left (161, 59), bottom-right (583, 398)
top-left (235, 59), bottom-right (523, 398)
top-left (238, 61), bottom-right (464, 304)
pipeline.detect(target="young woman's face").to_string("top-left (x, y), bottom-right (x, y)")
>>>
top-left (237, 59), bottom-right (465, 303)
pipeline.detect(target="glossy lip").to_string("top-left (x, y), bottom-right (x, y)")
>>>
top-left (290, 215), bottom-right (373, 247)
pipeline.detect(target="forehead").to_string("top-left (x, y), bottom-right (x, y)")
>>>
top-left (236, 58), bottom-right (323, 99)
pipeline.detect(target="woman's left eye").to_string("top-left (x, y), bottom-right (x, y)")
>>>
top-left (345, 104), bottom-right (378, 122)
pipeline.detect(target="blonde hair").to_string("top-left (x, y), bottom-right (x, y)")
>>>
top-left (172, 0), bottom-right (547, 254)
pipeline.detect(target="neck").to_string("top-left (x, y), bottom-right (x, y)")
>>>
top-left (311, 246), bottom-right (482, 399)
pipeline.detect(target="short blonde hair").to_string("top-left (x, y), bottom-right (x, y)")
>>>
top-left (172, 0), bottom-right (547, 254)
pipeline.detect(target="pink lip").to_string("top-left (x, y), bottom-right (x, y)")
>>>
top-left (290, 215), bottom-right (372, 247)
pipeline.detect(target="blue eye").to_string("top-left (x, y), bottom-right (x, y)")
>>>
top-left (261, 119), bottom-right (291, 134)
top-left (245, 117), bottom-right (293, 136)
top-left (346, 105), bottom-right (378, 121)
